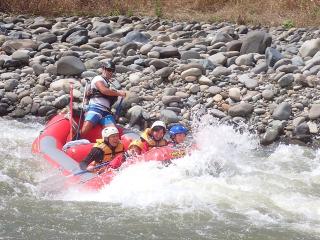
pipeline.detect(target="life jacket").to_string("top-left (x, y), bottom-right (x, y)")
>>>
top-left (140, 128), bottom-right (168, 152)
top-left (93, 139), bottom-right (124, 162)
top-left (86, 76), bottom-right (118, 107)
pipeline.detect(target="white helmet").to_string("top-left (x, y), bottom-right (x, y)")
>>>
top-left (102, 126), bottom-right (119, 138)
top-left (151, 120), bottom-right (166, 130)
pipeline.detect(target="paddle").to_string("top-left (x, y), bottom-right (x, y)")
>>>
top-left (74, 79), bottom-right (89, 140)
top-left (115, 97), bottom-right (124, 120)
top-left (38, 161), bottom-right (110, 193)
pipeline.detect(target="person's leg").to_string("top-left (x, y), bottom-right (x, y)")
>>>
top-left (101, 115), bottom-right (116, 128)
top-left (80, 109), bottom-right (102, 137)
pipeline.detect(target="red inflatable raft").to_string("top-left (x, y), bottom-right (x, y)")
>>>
top-left (32, 113), bottom-right (182, 192)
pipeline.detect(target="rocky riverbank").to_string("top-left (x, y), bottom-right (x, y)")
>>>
top-left (0, 14), bottom-right (320, 145)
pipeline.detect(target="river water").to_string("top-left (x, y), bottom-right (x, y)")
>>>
top-left (0, 116), bottom-right (319, 240)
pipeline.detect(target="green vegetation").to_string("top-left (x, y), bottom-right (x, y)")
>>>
top-left (282, 19), bottom-right (295, 29)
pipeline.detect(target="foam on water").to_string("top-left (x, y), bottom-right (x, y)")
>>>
top-left (1, 116), bottom-right (320, 237)
top-left (59, 116), bottom-right (320, 235)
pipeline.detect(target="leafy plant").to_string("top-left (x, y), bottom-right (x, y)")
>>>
top-left (282, 19), bottom-right (295, 29)
top-left (154, 0), bottom-right (162, 18)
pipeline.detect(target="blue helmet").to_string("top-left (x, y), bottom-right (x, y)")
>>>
top-left (169, 124), bottom-right (188, 138)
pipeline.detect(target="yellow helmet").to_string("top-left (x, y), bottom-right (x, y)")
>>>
top-left (128, 140), bottom-right (144, 150)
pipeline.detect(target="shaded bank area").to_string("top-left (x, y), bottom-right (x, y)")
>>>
top-left (0, 0), bottom-right (320, 27)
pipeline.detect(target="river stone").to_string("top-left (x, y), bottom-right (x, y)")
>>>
top-left (20, 96), bottom-right (33, 107)
top-left (152, 46), bottom-right (180, 58)
top-left (299, 38), bottom-right (320, 58)
top-left (38, 105), bottom-right (56, 116)
top-left (208, 53), bottom-right (227, 66)
top-left (262, 89), bottom-right (274, 100)
top-left (252, 62), bottom-right (268, 74)
top-left (50, 78), bottom-right (81, 92)
top-left (212, 66), bottom-right (231, 77)
top-left (261, 120), bottom-right (284, 145)
top-left (229, 88), bottom-right (241, 101)
top-left (11, 50), bottom-right (30, 62)
top-left (92, 22), bottom-right (112, 36)
top-left (307, 122), bottom-right (318, 134)
top-left (206, 86), bottom-right (222, 95)
top-left (121, 42), bottom-right (138, 56)
top-left (190, 84), bottom-right (200, 93)
top-left (5, 92), bottom-right (18, 102)
top-left (66, 29), bottom-right (88, 46)
top-left (235, 53), bottom-right (254, 66)
top-left (272, 102), bottom-right (291, 120)
top-left (164, 88), bottom-right (177, 96)
top-left (124, 31), bottom-right (149, 44)
top-left (155, 67), bottom-right (174, 78)
top-left (149, 59), bottom-right (168, 69)
top-left (309, 104), bottom-right (320, 120)
top-left (36, 32), bottom-right (57, 44)
top-left (53, 95), bottom-right (70, 109)
top-left (226, 40), bottom-right (242, 51)
top-left (4, 79), bottom-right (19, 91)
top-left (278, 73), bottom-right (294, 88)
top-left (56, 56), bottom-right (86, 76)
top-left (198, 75), bottom-right (212, 85)
top-left (160, 109), bottom-right (180, 124)
top-left (277, 64), bottom-right (298, 73)
top-left (228, 103), bottom-right (253, 117)
top-left (210, 109), bottom-right (227, 118)
top-left (127, 105), bottom-right (143, 126)
top-left (10, 108), bottom-right (26, 118)
top-left (162, 96), bottom-right (181, 105)
top-left (240, 31), bottom-right (272, 55)
top-left (181, 51), bottom-right (201, 60)
top-left (2, 39), bottom-right (39, 54)
top-left (265, 47), bottom-right (283, 67)
top-left (293, 122), bottom-right (310, 136)
top-left (122, 93), bottom-right (141, 109)
top-left (181, 68), bottom-right (202, 79)
top-left (140, 43), bottom-right (154, 55)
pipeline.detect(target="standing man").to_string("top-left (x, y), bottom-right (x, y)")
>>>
top-left (80, 60), bottom-right (126, 137)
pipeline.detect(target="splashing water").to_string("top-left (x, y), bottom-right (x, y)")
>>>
top-left (1, 116), bottom-right (320, 239)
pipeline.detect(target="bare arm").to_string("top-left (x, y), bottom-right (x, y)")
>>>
top-left (95, 81), bottom-right (126, 97)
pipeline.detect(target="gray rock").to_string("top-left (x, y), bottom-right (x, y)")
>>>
top-left (20, 96), bottom-right (33, 107)
top-left (272, 102), bottom-right (291, 120)
top-left (229, 88), bottom-right (241, 101)
top-left (206, 86), bottom-right (222, 95)
top-left (265, 47), bottom-right (283, 67)
top-left (160, 109), bottom-right (180, 124)
top-left (4, 79), bottom-right (19, 91)
top-left (66, 29), bottom-right (88, 46)
top-left (56, 56), bottom-right (86, 76)
top-left (122, 93), bottom-right (141, 109)
top-left (252, 62), bottom-right (268, 74)
top-left (235, 53), bottom-right (254, 66)
top-left (240, 31), bottom-right (272, 55)
top-left (226, 40), bottom-right (242, 52)
top-left (262, 89), bottom-right (274, 100)
top-left (121, 42), bottom-right (138, 56)
top-left (208, 53), bottom-right (227, 66)
top-left (228, 103), bottom-right (254, 117)
top-left (38, 105), bottom-right (56, 116)
top-left (155, 67), bottom-right (174, 78)
top-left (2, 39), bottom-right (39, 54)
top-left (212, 66), bottom-right (231, 77)
top-left (210, 32), bottom-right (233, 44)
top-left (140, 43), bottom-right (154, 55)
top-left (309, 104), bottom-right (320, 120)
top-left (210, 109), bottom-right (227, 118)
top-left (149, 59), bottom-right (168, 69)
top-left (124, 31), bottom-right (149, 44)
top-left (127, 105), bottom-right (143, 126)
top-left (181, 50), bottom-right (201, 60)
top-left (36, 32), bottom-right (57, 44)
top-left (53, 95), bottom-right (70, 109)
top-left (10, 108), bottom-right (26, 118)
top-left (293, 122), bottom-right (310, 135)
top-left (243, 77), bottom-right (258, 89)
top-left (162, 96), bottom-right (181, 105)
top-left (11, 50), bottom-right (29, 62)
top-left (92, 22), bottom-right (112, 36)
top-left (261, 120), bottom-right (284, 145)
top-left (181, 68), bottom-right (202, 79)
top-left (152, 46), bottom-right (180, 58)
top-left (198, 75), bottom-right (212, 85)
top-left (277, 64), bottom-right (298, 73)
top-left (278, 73), bottom-right (294, 88)
top-left (299, 38), bottom-right (320, 58)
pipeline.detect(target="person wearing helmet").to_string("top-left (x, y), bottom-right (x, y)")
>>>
top-left (137, 120), bottom-right (168, 153)
top-left (79, 126), bottom-right (125, 171)
top-left (80, 60), bottom-right (126, 137)
top-left (169, 124), bottom-right (188, 147)
top-left (127, 140), bottom-right (144, 156)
